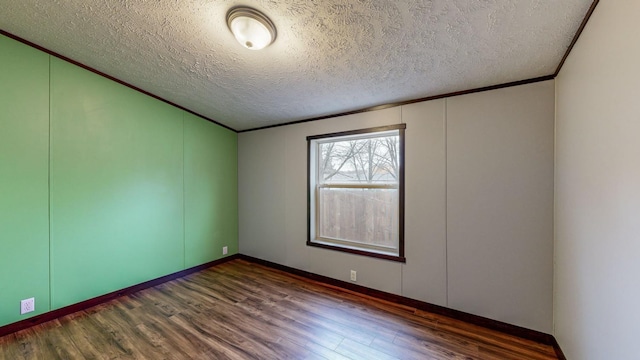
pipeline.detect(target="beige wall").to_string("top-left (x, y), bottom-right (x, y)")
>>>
top-left (447, 84), bottom-right (554, 331)
top-left (555, 1), bottom-right (640, 359)
top-left (239, 80), bottom-right (555, 333)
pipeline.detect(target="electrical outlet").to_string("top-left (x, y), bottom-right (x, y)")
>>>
top-left (20, 298), bottom-right (35, 315)
top-left (350, 270), bottom-right (357, 282)
top-left (222, 246), bottom-right (228, 255)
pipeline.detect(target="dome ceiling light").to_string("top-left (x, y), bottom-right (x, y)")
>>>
top-left (226, 6), bottom-right (277, 50)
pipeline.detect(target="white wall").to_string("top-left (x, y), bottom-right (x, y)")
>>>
top-left (239, 80), bottom-right (555, 333)
top-left (555, 1), bottom-right (640, 359)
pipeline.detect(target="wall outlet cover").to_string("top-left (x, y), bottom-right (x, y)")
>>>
top-left (223, 246), bottom-right (228, 255)
top-left (21, 297), bottom-right (35, 315)
top-left (350, 270), bottom-right (357, 282)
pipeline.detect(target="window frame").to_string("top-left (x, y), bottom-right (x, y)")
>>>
top-left (306, 124), bottom-right (406, 263)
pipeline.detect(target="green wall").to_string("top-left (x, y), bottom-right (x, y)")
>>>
top-left (185, 113), bottom-right (238, 267)
top-left (0, 34), bottom-right (238, 327)
top-left (50, 58), bottom-right (186, 308)
top-left (0, 35), bottom-right (51, 326)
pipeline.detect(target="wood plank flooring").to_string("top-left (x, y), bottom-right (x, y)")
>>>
top-left (0, 259), bottom-right (558, 359)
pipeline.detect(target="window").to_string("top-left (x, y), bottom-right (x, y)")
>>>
top-left (307, 124), bottom-right (406, 262)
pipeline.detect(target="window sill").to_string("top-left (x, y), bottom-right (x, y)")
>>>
top-left (306, 240), bottom-right (406, 263)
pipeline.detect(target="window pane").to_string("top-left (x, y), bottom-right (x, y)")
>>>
top-left (318, 187), bottom-right (398, 249)
top-left (319, 135), bottom-right (399, 184)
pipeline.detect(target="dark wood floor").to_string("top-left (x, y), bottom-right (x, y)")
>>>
top-left (0, 259), bottom-right (558, 359)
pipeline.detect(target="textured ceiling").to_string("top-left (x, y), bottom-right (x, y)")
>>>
top-left (0, 0), bottom-right (593, 131)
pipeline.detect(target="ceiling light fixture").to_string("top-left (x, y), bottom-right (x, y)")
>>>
top-left (226, 6), bottom-right (277, 50)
